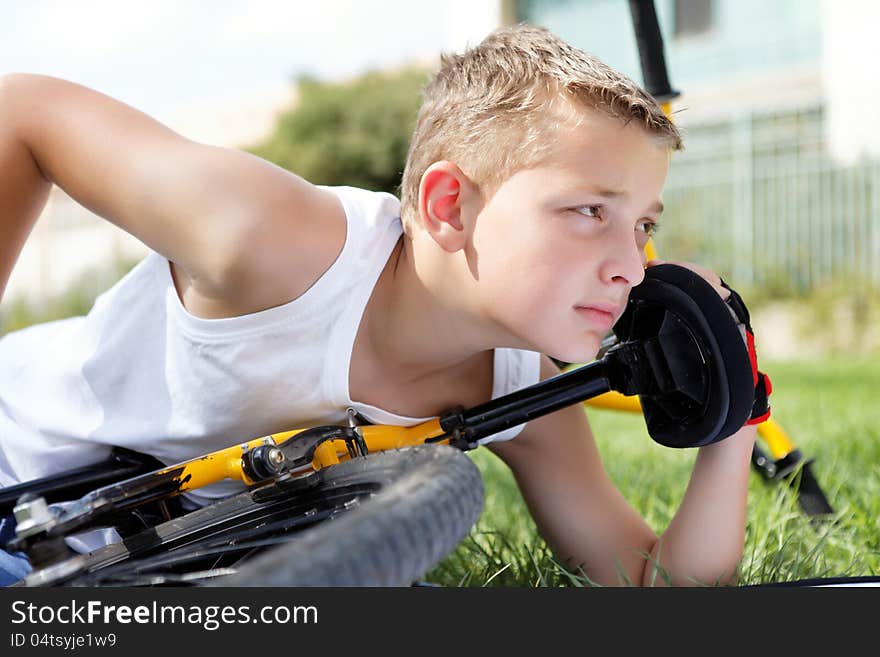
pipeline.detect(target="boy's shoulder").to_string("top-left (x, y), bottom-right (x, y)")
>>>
top-left (174, 183), bottom-right (402, 321)
top-left (169, 178), bottom-right (343, 320)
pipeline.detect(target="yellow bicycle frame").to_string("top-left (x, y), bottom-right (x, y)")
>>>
top-left (143, 419), bottom-right (450, 491)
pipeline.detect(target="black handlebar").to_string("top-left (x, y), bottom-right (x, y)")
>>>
top-left (627, 0), bottom-right (680, 103)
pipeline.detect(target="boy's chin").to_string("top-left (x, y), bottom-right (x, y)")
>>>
top-left (547, 338), bottom-right (602, 365)
top-left (551, 351), bottom-right (600, 365)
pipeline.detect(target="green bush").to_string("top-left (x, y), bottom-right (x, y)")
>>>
top-left (247, 69), bottom-right (428, 195)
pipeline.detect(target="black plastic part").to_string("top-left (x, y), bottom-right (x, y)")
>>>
top-left (612, 264), bottom-right (755, 447)
top-left (276, 425), bottom-right (356, 468)
top-left (455, 360), bottom-right (612, 446)
top-left (751, 445), bottom-right (834, 516)
top-left (627, 0), bottom-right (681, 103)
top-left (751, 442), bottom-right (778, 479)
top-left (241, 445), bottom-right (284, 482)
top-left (749, 372), bottom-right (771, 423)
top-left (792, 462), bottom-right (835, 516)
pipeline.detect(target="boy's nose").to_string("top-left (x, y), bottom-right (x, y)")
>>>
top-left (600, 232), bottom-right (646, 288)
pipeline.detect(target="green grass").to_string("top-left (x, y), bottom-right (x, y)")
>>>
top-left (426, 358), bottom-right (880, 587)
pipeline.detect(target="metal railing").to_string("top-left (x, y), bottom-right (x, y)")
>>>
top-left (658, 106), bottom-right (880, 295)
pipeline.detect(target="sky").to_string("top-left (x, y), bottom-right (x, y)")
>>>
top-left (1, 0), bottom-right (498, 144)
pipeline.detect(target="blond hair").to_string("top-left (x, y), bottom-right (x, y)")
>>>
top-left (399, 23), bottom-right (683, 234)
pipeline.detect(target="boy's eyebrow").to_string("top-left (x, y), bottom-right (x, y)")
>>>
top-left (587, 186), bottom-right (664, 215)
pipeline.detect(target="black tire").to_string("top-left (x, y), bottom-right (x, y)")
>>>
top-left (30, 445), bottom-right (483, 587)
top-left (210, 444), bottom-right (484, 587)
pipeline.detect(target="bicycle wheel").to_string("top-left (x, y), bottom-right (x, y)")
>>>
top-left (26, 445), bottom-right (483, 587)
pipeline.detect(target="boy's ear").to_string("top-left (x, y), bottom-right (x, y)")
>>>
top-left (418, 161), bottom-right (477, 253)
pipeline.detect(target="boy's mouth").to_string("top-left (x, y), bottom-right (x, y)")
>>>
top-left (574, 304), bottom-right (621, 332)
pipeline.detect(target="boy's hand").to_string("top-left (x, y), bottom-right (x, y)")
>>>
top-left (645, 258), bottom-right (771, 426)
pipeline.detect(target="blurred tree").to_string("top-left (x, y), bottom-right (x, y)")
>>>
top-left (247, 68), bottom-right (428, 195)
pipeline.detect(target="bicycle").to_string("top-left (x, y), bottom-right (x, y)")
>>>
top-left (4, 262), bottom-right (760, 587)
top-left (2, 1), bottom-right (833, 588)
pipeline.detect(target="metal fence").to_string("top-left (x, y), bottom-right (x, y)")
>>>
top-left (656, 106), bottom-right (880, 295)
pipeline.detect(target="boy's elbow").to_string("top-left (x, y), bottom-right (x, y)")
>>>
top-left (690, 559), bottom-right (742, 587)
top-left (684, 557), bottom-right (743, 587)
top-left (642, 563), bottom-right (741, 588)
top-left (642, 541), bottom-right (744, 587)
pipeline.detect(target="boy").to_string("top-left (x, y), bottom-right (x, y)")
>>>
top-left (0, 24), bottom-right (760, 586)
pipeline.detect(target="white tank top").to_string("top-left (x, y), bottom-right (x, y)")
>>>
top-left (0, 185), bottom-right (542, 507)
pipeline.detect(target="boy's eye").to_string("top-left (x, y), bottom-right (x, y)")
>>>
top-left (637, 220), bottom-right (660, 237)
top-left (575, 205), bottom-right (602, 218)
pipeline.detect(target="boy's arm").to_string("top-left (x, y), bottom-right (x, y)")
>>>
top-left (0, 78), bottom-right (51, 300)
top-left (488, 354), bottom-right (755, 587)
top-left (0, 73), bottom-right (344, 315)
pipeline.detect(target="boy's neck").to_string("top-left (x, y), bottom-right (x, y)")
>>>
top-left (358, 235), bottom-right (495, 385)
